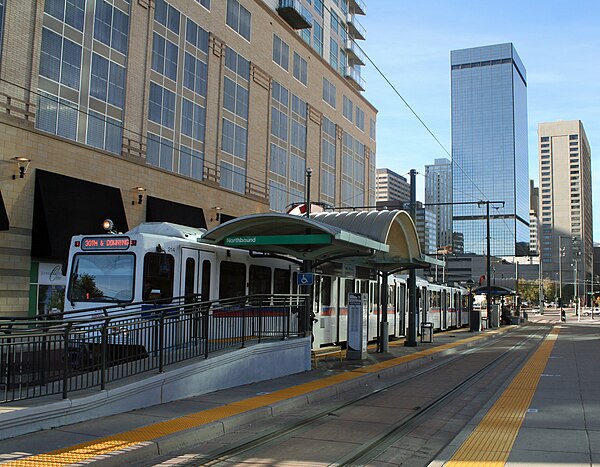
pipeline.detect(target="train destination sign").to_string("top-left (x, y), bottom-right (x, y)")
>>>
top-left (224, 234), bottom-right (331, 246)
top-left (81, 236), bottom-right (131, 250)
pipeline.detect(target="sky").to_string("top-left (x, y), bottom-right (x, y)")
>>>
top-left (359, 0), bottom-right (600, 238)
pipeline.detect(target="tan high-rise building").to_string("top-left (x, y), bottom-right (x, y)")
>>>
top-left (0, 0), bottom-right (376, 315)
top-left (538, 120), bottom-right (593, 301)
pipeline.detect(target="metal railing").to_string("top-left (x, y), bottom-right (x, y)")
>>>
top-left (0, 294), bottom-right (309, 404)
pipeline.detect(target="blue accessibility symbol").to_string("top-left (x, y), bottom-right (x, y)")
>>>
top-left (297, 272), bottom-right (314, 286)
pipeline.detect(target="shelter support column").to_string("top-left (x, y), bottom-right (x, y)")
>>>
top-left (380, 271), bottom-right (389, 353)
top-left (405, 169), bottom-right (418, 347)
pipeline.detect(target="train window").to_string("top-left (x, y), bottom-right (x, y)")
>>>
top-left (69, 253), bottom-right (135, 303)
top-left (219, 261), bottom-right (246, 299)
top-left (143, 253), bottom-right (175, 302)
top-left (249, 265), bottom-right (271, 295)
top-left (201, 260), bottom-right (211, 301)
top-left (274, 268), bottom-right (291, 294)
top-left (184, 258), bottom-right (195, 303)
top-left (320, 276), bottom-right (331, 306)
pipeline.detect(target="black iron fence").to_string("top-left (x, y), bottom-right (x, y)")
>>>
top-left (0, 294), bottom-right (309, 404)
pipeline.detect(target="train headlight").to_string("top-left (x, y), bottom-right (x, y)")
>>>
top-left (102, 219), bottom-right (114, 232)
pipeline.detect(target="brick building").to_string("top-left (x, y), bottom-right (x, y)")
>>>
top-left (0, 0), bottom-right (376, 315)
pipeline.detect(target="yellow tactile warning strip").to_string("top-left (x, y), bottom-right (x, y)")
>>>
top-left (3, 327), bottom-right (511, 466)
top-left (446, 326), bottom-right (559, 466)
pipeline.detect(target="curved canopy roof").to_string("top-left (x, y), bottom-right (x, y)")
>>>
top-left (201, 210), bottom-right (429, 271)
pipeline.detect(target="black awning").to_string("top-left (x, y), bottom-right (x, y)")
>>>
top-left (146, 196), bottom-right (206, 229)
top-left (32, 170), bottom-right (128, 259)
top-left (0, 190), bottom-right (8, 231)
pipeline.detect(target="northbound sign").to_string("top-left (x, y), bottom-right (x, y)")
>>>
top-left (224, 234), bottom-right (331, 246)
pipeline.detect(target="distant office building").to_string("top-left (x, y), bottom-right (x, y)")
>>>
top-left (451, 43), bottom-right (529, 257)
top-left (452, 232), bottom-right (464, 254)
top-left (425, 158), bottom-right (452, 250)
top-left (376, 168), bottom-right (410, 203)
top-left (538, 120), bottom-right (593, 298)
top-left (530, 180), bottom-right (539, 255)
top-left (415, 202), bottom-right (437, 255)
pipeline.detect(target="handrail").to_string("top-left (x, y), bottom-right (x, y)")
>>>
top-left (0, 293), bottom-right (310, 403)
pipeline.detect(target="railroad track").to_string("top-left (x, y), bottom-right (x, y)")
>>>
top-left (142, 325), bottom-right (552, 467)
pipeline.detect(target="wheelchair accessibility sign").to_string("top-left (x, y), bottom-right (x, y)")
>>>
top-left (297, 272), bottom-right (314, 286)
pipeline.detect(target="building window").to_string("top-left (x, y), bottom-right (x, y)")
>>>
top-left (195, 0), bottom-right (210, 9)
top-left (226, 0), bottom-right (251, 41)
top-left (220, 160), bottom-right (246, 194)
top-left (329, 37), bottom-right (339, 71)
top-left (569, 134), bottom-right (578, 140)
top-left (151, 32), bottom-right (178, 81)
top-left (40, 28), bottom-right (82, 90)
top-left (44, 0), bottom-right (85, 31)
top-left (370, 119), bottom-right (376, 140)
top-left (355, 106), bottom-right (365, 131)
top-left (293, 52), bottom-right (307, 85)
top-left (179, 145), bottom-right (203, 180)
top-left (343, 96), bottom-right (353, 122)
top-left (181, 98), bottom-right (206, 141)
top-left (183, 53), bottom-right (208, 97)
top-left (154, 0), bottom-right (180, 34)
top-left (147, 133), bottom-right (174, 171)
top-left (90, 53), bottom-right (125, 108)
top-left (541, 136), bottom-right (549, 142)
top-left (148, 82), bottom-right (175, 129)
top-left (37, 92), bottom-right (78, 141)
top-left (323, 78), bottom-right (336, 108)
top-left (225, 47), bottom-right (250, 80)
top-left (95, 0), bottom-right (130, 55)
top-left (223, 77), bottom-right (249, 120)
top-left (87, 110), bottom-right (122, 154)
top-left (186, 18), bottom-right (209, 52)
top-left (272, 34), bottom-right (289, 71)
top-left (313, 22), bottom-right (323, 55)
top-left (221, 118), bottom-right (247, 160)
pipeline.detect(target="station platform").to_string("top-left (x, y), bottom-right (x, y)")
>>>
top-left (0, 309), bottom-right (597, 466)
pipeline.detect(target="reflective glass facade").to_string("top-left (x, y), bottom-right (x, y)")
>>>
top-left (451, 43), bottom-right (529, 256)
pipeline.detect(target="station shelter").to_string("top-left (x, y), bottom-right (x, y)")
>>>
top-left (202, 209), bottom-right (443, 347)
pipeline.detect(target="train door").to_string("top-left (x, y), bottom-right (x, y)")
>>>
top-left (440, 291), bottom-right (445, 330)
top-left (180, 248), bottom-right (215, 302)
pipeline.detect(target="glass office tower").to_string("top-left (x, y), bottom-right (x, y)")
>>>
top-left (451, 43), bottom-right (529, 257)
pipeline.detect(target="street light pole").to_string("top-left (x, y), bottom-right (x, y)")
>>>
top-left (405, 169), bottom-right (418, 347)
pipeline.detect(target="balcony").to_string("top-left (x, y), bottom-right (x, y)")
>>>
top-left (346, 13), bottom-right (366, 40)
top-left (349, 0), bottom-right (366, 15)
top-left (346, 39), bottom-right (365, 66)
top-left (344, 65), bottom-right (365, 91)
top-left (277, 0), bottom-right (312, 30)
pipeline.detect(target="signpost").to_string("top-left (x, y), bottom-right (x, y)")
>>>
top-left (347, 293), bottom-right (368, 359)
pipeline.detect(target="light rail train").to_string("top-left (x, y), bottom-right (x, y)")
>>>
top-left (64, 222), bottom-right (468, 347)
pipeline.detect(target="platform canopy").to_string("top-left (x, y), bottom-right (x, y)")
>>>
top-left (473, 285), bottom-right (516, 296)
top-left (201, 210), bottom-right (435, 271)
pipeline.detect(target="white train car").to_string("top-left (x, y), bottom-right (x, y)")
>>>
top-left (63, 222), bottom-right (467, 349)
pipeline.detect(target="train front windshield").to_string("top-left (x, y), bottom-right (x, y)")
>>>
top-left (67, 253), bottom-right (135, 303)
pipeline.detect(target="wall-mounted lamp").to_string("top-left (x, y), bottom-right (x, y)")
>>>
top-left (132, 186), bottom-right (146, 205)
top-left (12, 157), bottom-right (31, 179)
top-left (211, 206), bottom-right (223, 222)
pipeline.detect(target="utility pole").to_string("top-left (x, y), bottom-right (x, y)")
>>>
top-left (405, 169), bottom-right (418, 347)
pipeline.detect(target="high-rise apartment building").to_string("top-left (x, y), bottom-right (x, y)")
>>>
top-left (529, 180), bottom-right (540, 256)
top-left (425, 158), bottom-right (452, 250)
top-left (538, 120), bottom-right (593, 298)
top-left (415, 202), bottom-right (437, 255)
top-left (375, 168), bottom-right (410, 204)
top-left (0, 0), bottom-right (375, 315)
top-left (451, 43), bottom-right (529, 257)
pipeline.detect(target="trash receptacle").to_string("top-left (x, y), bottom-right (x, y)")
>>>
top-left (481, 317), bottom-right (488, 330)
top-left (420, 322), bottom-right (433, 343)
